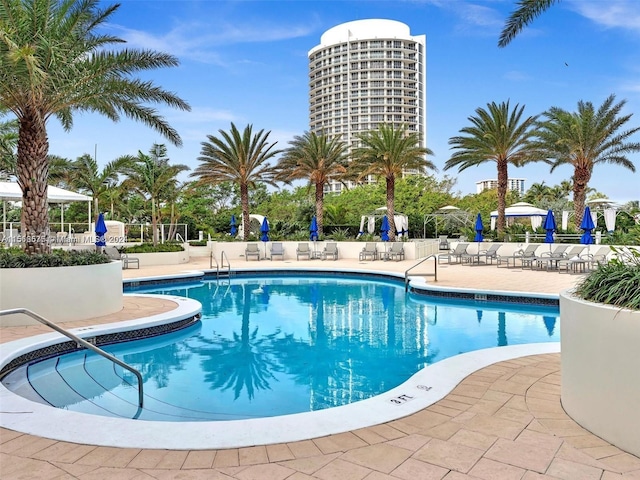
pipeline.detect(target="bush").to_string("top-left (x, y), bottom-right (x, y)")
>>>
top-left (575, 247), bottom-right (640, 310)
top-left (0, 248), bottom-right (111, 268)
top-left (121, 243), bottom-right (185, 253)
top-left (188, 240), bottom-right (208, 247)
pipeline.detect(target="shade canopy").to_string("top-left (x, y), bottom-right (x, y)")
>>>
top-left (490, 203), bottom-right (547, 231)
top-left (0, 181), bottom-right (92, 203)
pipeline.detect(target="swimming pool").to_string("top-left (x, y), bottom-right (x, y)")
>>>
top-left (3, 274), bottom-right (559, 422)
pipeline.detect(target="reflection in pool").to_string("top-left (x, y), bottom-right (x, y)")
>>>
top-left (5, 275), bottom-right (559, 421)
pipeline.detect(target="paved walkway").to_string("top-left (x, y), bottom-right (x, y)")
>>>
top-left (2, 258), bottom-right (640, 479)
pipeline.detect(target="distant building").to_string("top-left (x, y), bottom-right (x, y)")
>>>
top-left (308, 19), bottom-right (427, 194)
top-left (476, 178), bottom-right (526, 195)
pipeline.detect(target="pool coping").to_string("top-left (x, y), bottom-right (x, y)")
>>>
top-left (1, 270), bottom-right (561, 450)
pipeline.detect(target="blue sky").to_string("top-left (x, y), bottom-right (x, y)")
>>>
top-left (46, 0), bottom-right (640, 202)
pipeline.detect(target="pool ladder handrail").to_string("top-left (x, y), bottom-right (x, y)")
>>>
top-left (209, 251), bottom-right (232, 278)
top-left (0, 308), bottom-right (144, 408)
top-left (404, 254), bottom-right (437, 292)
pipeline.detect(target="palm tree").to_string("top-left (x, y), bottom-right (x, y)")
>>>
top-left (122, 144), bottom-right (190, 245)
top-left (499, 0), bottom-right (560, 47)
top-left (0, 0), bottom-right (190, 253)
top-left (352, 124), bottom-right (435, 241)
top-left (69, 154), bottom-right (132, 221)
top-left (277, 131), bottom-right (347, 238)
top-left (0, 116), bottom-right (18, 180)
top-left (191, 123), bottom-right (282, 241)
top-left (535, 94), bottom-right (640, 227)
top-left (445, 101), bottom-right (542, 237)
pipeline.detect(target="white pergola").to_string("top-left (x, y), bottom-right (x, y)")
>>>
top-left (0, 181), bottom-right (93, 236)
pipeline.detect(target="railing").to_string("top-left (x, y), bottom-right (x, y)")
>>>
top-left (0, 308), bottom-right (144, 408)
top-left (209, 251), bottom-right (231, 279)
top-left (404, 254), bottom-right (437, 292)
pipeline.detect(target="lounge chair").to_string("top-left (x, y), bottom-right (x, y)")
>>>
top-left (270, 242), bottom-right (285, 260)
top-left (245, 243), bottom-right (261, 261)
top-left (461, 243), bottom-right (502, 265)
top-left (438, 235), bottom-right (450, 250)
top-left (525, 244), bottom-right (570, 270)
top-left (557, 246), bottom-right (610, 274)
top-left (296, 243), bottom-right (311, 260)
top-left (496, 244), bottom-right (539, 268)
top-left (383, 242), bottom-right (405, 261)
top-left (322, 242), bottom-right (338, 260)
top-left (437, 242), bottom-right (469, 264)
top-left (105, 246), bottom-right (139, 269)
top-left (359, 242), bottom-right (378, 261)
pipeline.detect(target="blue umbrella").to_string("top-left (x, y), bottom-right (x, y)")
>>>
top-left (543, 209), bottom-right (556, 244)
top-left (580, 206), bottom-right (595, 245)
top-left (380, 215), bottom-right (390, 242)
top-left (95, 212), bottom-right (107, 251)
top-left (260, 217), bottom-right (270, 258)
top-left (309, 216), bottom-right (318, 241)
top-left (474, 213), bottom-right (484, 242)
top-left (230, 215), bottom-right (237, 236)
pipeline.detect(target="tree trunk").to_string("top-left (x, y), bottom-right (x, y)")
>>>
top-left (315, 182), bottom-right (324, 238)
top-left (496, 159), bottom-right (508, 237)
top-left (573, 164), bottom-right (592, 229)
top-left (241, 182), bottom-right (250, 241)
top-left (16, 109), bottom-right (50, 254)
top-left (386, 175), bottom-right (396, 242)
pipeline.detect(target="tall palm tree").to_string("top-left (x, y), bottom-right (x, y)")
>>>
top-left (122, 144), bottom-right (190, 245)
top-left (535, 94), bottom-right (640, 227)
top-left (498, 0), bottom-right (560, 47)
top-left (0, 0), bottom-right (190, 253)
top-left (445, 101), bottom-right (542, 237)
top-left (0, 116), bottom-right (18, 180)
top-left (69, 154), bottom-right (132, 221)
top-left (277, 131), bottom-right (347, 238)
top-left (352, 124), bottom-right (435, 242)
top-left (191, 123), bottom-right (282, 241)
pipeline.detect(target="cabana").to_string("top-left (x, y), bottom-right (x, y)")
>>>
top-left (423, 205), bottom-right (473, 238)
top-left (358, 207), bottom-right (409, 239)
top-left (490, 202), bottom-right (547, 230)
top-left (237, 214), bottom-right (266, 238)
top-left (0, 181), bottom-right (92, 241)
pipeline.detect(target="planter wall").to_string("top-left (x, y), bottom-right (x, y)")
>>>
top-left (560, 292), bottom-right (640, 457)
top-left (132, 250), bottom-right (189, 266)
top-left (0, 261), bottom-right (123, 325)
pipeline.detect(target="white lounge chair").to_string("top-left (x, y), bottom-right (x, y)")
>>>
top-left (270, 242), bottom-right (285, 260)
top-left (245, 243), bottom-right (261, 261)
top-left (296, 243), bottom-right (311, 260)
top-left (383, 242), bottom-right (405, 261)
top-left (322, 242), bottom-right (338, 260)
top-left (105, 246), bottom-right (139, 269)
top-left (496, 244), bottom-right (539, 268)
top-left (438, 243), bottom-right (469, 264)
top-left (359, 242), bottom-right (378, 261)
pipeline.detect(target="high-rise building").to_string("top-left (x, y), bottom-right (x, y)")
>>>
top-left (308, 19), bottom-right (427, 193)
top-left (476, 178), bottom-right (527, 195)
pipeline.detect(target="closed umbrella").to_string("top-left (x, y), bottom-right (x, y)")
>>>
top-left (543, 209), bottom-right (556, 248)
top-left (95, 212), bottom-right (107, 252)
top-left (309, 216), bottom-right (318, 241)
top-left (474, 213), bottom-right (484, 242)
top-left (260, 217), bottom-right (270, 258)
top-left (580, 206), bottom-right (595, 245)
top-left (380, 215), bottom-right (390, 242)
top-left (230, 215), bottom-right (237, 236)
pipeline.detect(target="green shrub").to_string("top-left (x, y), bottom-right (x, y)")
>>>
top-left (121, 243), bottom-right (184, 253)
top-left (0, 248), bottom-right (111, 268)
top-left (188, 240), bottom-right (208, 247)
top-left (575, 247), bottom-right (640, 311)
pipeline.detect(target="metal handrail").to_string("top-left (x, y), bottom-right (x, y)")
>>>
top-left (221, 251), bottom-right (231, 271)
top-left (0, 308), bottom-right (144, 408)
top-left (210, 251), bottom-right (218, 270)
top-left (404, 254), bottom-right (437, 292)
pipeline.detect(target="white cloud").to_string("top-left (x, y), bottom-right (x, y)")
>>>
top-left (503, 70), bottom-right (531, 82)
top-left (568, 0), bottom-right (640, 32)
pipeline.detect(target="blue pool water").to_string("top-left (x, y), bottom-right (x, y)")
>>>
top-left (4, 274), bottom-right (560, 421)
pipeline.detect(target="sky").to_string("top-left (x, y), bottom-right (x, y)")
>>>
top-left (45, 0), bottom-right (640, 203)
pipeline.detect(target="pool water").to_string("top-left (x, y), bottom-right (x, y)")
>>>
top-left (4, 275), bottom-right (559, 421)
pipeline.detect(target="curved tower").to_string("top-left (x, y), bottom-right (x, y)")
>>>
top-left (309, 19), bottom-right (427, 193)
